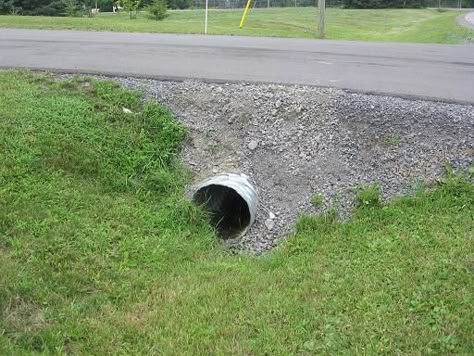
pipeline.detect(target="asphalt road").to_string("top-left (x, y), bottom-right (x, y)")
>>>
top-left (1, 28), bottom-right (474, 103)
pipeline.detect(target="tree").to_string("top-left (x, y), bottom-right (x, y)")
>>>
top-left (121, 0), bottom-right (140, 18)
top-left (167, 0), bottom-right (190, 9)
top-left (343, 0), bottom-right (427, 8)
top-left (146, 0), bottom-right (167, 20)
top-left (64, 0), bottom-right (80, 16)
top-left (0, 0), bottom-right (15, 14)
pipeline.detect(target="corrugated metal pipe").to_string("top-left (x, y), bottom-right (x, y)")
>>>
top-left (192, 173), bottom-right (257, 239)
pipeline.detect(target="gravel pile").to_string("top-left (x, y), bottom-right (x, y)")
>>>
top-left (60, 75), bottom-right (474, 254)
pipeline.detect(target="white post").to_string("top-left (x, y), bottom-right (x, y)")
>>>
top-left (205, 0), bottom-right (209, 34)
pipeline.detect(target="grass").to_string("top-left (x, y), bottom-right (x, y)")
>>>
top-left (355, 184), bottom-right (382, 208)
top-left (0, 8), bottom-right (473, 43)
top-left (310, 193), bottom-right (324, 208)
top-left (1, 70), bottom-right (473, 354)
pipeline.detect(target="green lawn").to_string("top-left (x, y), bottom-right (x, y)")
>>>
top-left (0, 8), bottom-right (473, 43)
top-left (1, 70), bottom-right (473, 354)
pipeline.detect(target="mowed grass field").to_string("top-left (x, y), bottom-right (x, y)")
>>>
top-left (0, 8), bottom-right (473, 43)
top-left (1, 70), bottom-right (473, 354)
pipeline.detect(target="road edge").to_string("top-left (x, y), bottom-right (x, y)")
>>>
top-left (1, 66), bottom-right (474, 106)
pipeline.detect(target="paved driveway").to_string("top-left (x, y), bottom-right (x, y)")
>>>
top-left (460, 12), bottom-right (474, 28)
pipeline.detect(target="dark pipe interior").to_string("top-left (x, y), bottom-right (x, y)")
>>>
top-left (193, 184), bottom-right (251, 239)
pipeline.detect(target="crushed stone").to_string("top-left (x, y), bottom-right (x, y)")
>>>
top-left (56, 74), bottom-right (474, 254)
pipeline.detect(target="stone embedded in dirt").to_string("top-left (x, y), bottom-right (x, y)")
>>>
top-left (265, 218), bottom-right (275, 231)
top-left (248, 140), bottom-right (258, 150)
top-left (269, 212), bottom-right (276, 219)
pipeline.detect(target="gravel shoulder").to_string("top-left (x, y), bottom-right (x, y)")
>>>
top-left (59, 75), bottom-right (474, 254)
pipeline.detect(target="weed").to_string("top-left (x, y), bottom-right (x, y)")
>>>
top-left (310, 193), bottom-right (324, 208)
top-left (383, 134), bottom-right (401, 146)
top-left (355, 184), bottom-right (382, 208)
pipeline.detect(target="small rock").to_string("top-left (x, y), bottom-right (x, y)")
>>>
top-left (269, 212), bottom-right (276, 219)
top-left (265, 218), bottom-right (275, 231)
top-left (248, 140), bottom-right (258, 150)
top-left (212, 168), bottom-right (218, 174)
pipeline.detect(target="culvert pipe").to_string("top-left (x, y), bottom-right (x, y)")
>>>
top-left (192, 173), bottom-right (257, 239)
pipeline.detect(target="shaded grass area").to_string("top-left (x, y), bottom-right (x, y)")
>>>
top-left (1, 71), bottom-right (473, 354)
top-left (0, 8), bottom-right (473, 43)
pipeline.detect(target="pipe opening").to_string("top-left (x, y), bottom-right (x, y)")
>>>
top-left (193, 184), bottom-right (251, 239)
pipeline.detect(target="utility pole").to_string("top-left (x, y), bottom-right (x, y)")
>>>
top-left (318, 0), bottom-right (325, 39)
